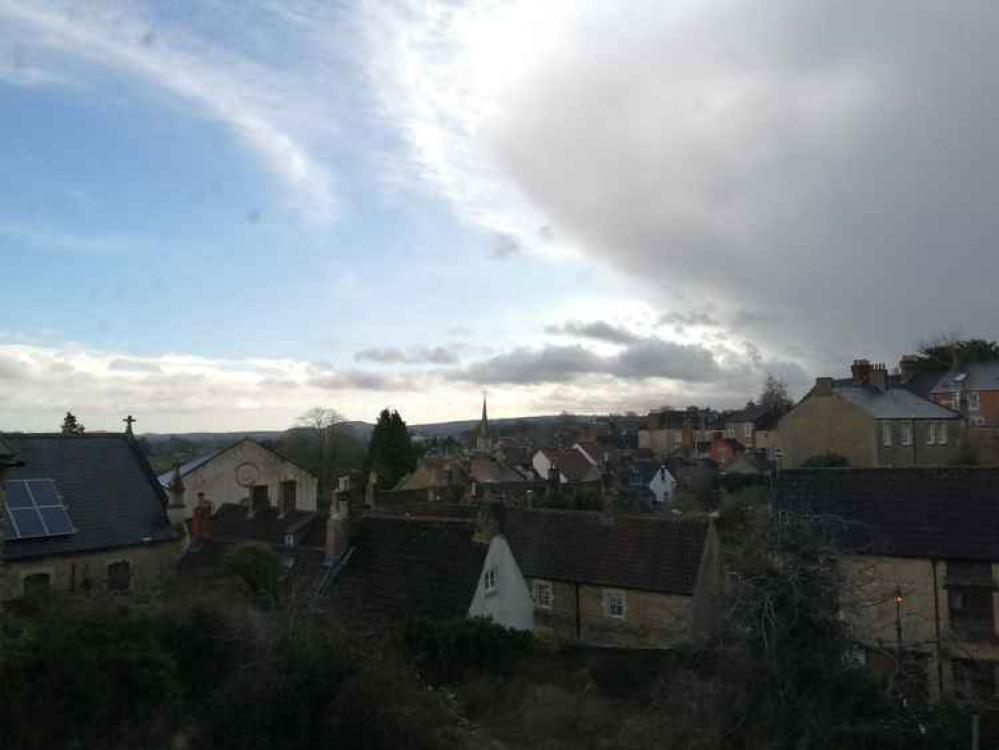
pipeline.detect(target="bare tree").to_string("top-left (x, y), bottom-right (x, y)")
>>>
top-left (759, 373), bottom-right (793, 413)
top-left (297, 407), bottom-right (345, 491)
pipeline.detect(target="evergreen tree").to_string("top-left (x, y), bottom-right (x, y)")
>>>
top-left (364, 409), bottom-right (416, 489)
top-left (60, 412), bottom-right (85, 435)
top-left (916, 337), bottom-right (999, 371)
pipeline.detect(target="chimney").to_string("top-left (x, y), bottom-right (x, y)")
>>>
top-left (166, 461), bottom-right (187, 527)
top-left (547, 459), bottom-right (560, 494)
top-left (191, 492), bottom-right (212, 541)
top-left (899, 355), bottom-right (920, 384)
top-left (365, 470), bottom-right (378, 509)
top-left (870, 362), bottom-right (888, 390)
top-left (851, 359), bottom-right (872, 386)
top-left (325, 494), bottom-right (349, 561)
top-left (814, 377), bottom-right (834, 396)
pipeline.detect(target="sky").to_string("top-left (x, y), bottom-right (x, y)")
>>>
top-left (1, 0), bottom-right (997, 432)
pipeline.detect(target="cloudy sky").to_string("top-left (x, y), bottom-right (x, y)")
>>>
top-left (2, 0), bottom-right (996, 432)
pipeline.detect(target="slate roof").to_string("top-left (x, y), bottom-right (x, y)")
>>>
top-left (502, 509), bottom-right (709, 595)
top-left (773, 468), bottom-right (999, 561)
top-left (156, 438), bottom-right (316, 486)
top-left (208, 503), bottom-right (326, 547)
top-left (725, 403), bottom-right (785, 430)
top-left (324, 515), bottom-right (487, 626)
top-left (932, 362), bottom-right (999, 394)
top-left (469, 458), bottom-right (527, 484)
top-left (2, 434), bottom-right (176, 561)
top-left (833, 384), bottom-right (959, 420)
top-left (543, 448), bottom-right (601, 483)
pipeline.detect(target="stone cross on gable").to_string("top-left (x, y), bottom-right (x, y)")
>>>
top-left (123, 415), bottom-right (136, 436)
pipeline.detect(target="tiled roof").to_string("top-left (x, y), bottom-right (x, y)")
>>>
top-left (833, 384), bottom-right (959, 420)
top-left (2, 434), bottom-right (176, 561)
top-left (773, 468), bottom-right (999, 561)
top-left (932, 362), bottom-right (999, 394)
top-left (502, 509), bottom-right (709, 595)
top-left (208, 502), bottom-right (326, 547)
top-left (469, 458), bottom-right (527, 484)
top-left (324, 515), bottom-right (487, 626)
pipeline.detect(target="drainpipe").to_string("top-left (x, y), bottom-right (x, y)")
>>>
top-left (932, 559), bottom-right (944, 699)
top-left (575, 582), bottom-right (582, 641)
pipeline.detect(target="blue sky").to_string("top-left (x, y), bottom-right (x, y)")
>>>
top-left (2, 0), bottom-right (996, 431)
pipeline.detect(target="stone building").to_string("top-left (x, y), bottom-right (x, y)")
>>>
top-left (777, 359), bottom-right (962, 468)
top-left (158, 438), bottom-right (318, 519)
top-left (1, 433), bottom-right (178, 601)
top-left (775, 467), bottom-right (999, 705)
top-left (499, 508), bottom-right (722, 648)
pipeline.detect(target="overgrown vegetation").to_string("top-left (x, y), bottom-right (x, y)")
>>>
top-left (802, 452), bottom-right (851, 468)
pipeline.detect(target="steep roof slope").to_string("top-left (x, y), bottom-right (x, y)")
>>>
top-left (324, 515), bottom-right (487, 626)
top-left (502, 509), bottom-right (708, 595)
top-left (774, 468), bottom-right (999, 561)
top-left (3, 434), bottom-right (176, 560)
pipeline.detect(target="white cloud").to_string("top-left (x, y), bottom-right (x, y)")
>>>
top-left (360, 0), bottom-right (999, 373)
top-left (0, 0), bottom-right (339, 219)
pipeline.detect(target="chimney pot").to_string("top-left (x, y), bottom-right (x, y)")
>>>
top-left (851, 359), bottom-right (873, 386)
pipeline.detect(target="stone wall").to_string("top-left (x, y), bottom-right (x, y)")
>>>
top-left (778, 393), bottom-right (876, 467)
top-left (0, 541), bottom-right (178, 601)
top-left (177, 440), bottom-right (318, 517)
top-left (526, 576), bottom-right (692, 648)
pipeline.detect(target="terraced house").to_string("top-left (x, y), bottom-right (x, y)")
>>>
top-left (775, 468), bottom-right (999, 704)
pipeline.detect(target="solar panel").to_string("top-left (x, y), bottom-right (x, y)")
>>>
top-left (2, 479), bottom-right (76, 540)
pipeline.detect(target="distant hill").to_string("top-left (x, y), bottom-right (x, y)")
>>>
top-left (142, 421), bottom-right (375, 445)
top-left (411, 414), bottom-right (578, 438)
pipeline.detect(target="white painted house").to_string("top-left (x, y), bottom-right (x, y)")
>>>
top-left (468, 535), bottom-right (534, 631)
top-left (158, 438), bottom-right (318, 519)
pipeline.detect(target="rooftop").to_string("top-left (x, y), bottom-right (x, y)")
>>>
top-left (502, 508), bottom-right (709, 595)
top-left (932, 362), bottom-right (999, 393)
top-left (774, 468), bottom-right (999, 561)
top-left (832, 384), bottom-right (960, 420)
top-left (2, 433), bottom-right (176, 561)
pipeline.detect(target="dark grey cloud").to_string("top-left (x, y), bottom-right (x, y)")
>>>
top-left (354, 346), bottom-right (459, 366)
top-left (449, 338), bottom-right (721, 385)
top-left (545, 320), bottom-right (640, 346)
top-left (481, 1), bottom-right (999, 370)
top-left (309, 369), bottom-right (409, 391)
top-left (108, 357), bottom-right (163, 373)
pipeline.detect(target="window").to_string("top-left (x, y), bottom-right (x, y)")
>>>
top-left (968, 392), bottom-right (981, 412)
top-left (107, 560), bottom-right (131, 594)
top-left (953, 659), bottom-right (998, 702)
top-left (484, 566), bottom-right (498, 596)
top-left (604, 589), bottom-right (626, 619)
top-left (280, 480), bottom-right (297, 514)
top-left (532, 579), bottom-right (554, 609)
top-left (283, 533), bottom-right (296, 548)
top-left (938, 422), bottom-right (948, 445)
top-left (672, 432), bottom-right (682, 448)
top-left (900, 423), bottom-right (913, 446)
top-left (882, 423), bottom-right (893, 447)
top-left (948, 588), bottom-right (995, 640)
top-left (725, 426), bottom-right (735, 439)
top-left (744, 423), bottom-right (754, 440)
top-left (22, 572), bottom-right (51, 597)
top-left (926, 423), bottom-right (936, 445)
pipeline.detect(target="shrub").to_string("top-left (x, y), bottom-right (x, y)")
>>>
top-left (801, 452), bottom-right (850, 468)
top-left (403, 617), bottom-right (534, 684)
top-left (222, 542), bottom-right (280, 602)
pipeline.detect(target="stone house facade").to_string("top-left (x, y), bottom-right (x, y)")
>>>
top-left (159, 438), bottom-right (318, 519)
top-left (778, 360), bottom-right (962, 468)
top-left (500, 508), bottom-right (722, 648)
top-left (1, 433), bottom-right (179, 602)
top-left (775, 467), bottom-right (999, 704)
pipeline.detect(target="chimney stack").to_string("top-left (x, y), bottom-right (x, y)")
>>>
top-left (851, 359), bottom-right (873, 386)
top-left (191, 492), bottom-right (212, 541)
top-left (325, 494), bottom-right (349, 562)
top-left (869, 362), bottom-right (888, 390)
top-left (814, 377), bottom-right (834, 396)
top-left (547, 459), bottom-right (560, 494)
top-left (899, 355), bottom-right (920, 384)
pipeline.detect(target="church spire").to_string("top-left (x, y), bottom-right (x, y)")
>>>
top-left (480, 391), bottom-right (489, 439)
